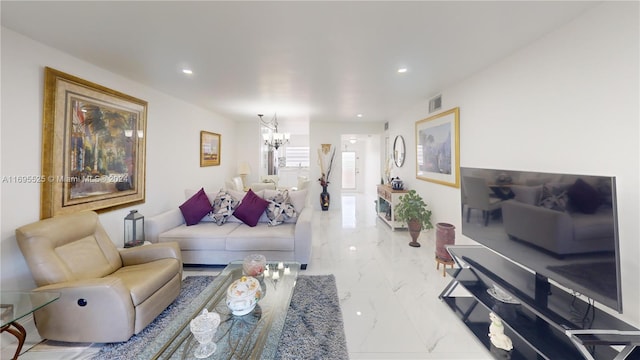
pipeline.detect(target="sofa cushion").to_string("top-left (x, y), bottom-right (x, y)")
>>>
top-left (225, 223), bottom-right (295, 251)
top-left (179, 188), bottom-right (213, 226)
top-left (510, 185), bottom-right (541, 205)
top-left (264, 190), bottom-right (297, 226)
top-left (107, 257), bottom-right (180, 306)
top-left (568, 178), bottom-right (602, 214)
top-left (572, 210), bottom-right (616, 241)
top-left (233, 189), bottom-right (269, 227)
top-left (210, 190), bottom-right (239, 225)
top-left (158, 222), bottom-right (238, 250)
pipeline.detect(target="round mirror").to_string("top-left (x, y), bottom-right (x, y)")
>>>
top-left (393, 135), bottom-right (405, 167)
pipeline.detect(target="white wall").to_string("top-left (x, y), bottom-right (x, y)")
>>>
top-left (390, 2), bottom-right (639, 326)
top-left (0, 28), bottom-right (238, 290)
top-left (235, 121), bottom-right (262, 185)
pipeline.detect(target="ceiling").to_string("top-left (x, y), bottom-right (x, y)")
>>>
top-left (1, 1), bottom-right (597, 124)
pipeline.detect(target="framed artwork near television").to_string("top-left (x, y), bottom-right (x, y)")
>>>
top-left (41, 67), bottom-right (147, 219)
top-left (415, 107), bottom-right (460, 188)
top-left (200, 131), bottom-right (221, 166)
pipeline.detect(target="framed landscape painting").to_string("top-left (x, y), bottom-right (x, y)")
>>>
top-left (415, 107), bottom-right (460, 188)
top-left (200, 131), bottom-right (221, 166)
top-left (41, 67), bottom-right (147, 218)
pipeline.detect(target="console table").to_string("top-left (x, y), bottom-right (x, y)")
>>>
top-left (440, 245), bottom-right (640, 359)
top-left (376, 184), bottom-right (408, 230)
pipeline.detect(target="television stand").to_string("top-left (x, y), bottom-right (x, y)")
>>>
top-left (439, 245), bottom-right (640, 360)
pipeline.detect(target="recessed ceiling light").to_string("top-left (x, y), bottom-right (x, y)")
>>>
top-left (182, 69), bottom-right (193, 75)
top-left (397, 67), bottom-right (408, 73)
top-left (356, 114), bottom-right (363, 118)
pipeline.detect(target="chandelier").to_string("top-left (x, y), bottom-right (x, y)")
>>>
top-left (259, 114), bottom-right (290, 150)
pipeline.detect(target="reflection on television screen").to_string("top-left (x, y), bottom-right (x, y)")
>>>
top-left (460, 167), bottom-right (621, 312)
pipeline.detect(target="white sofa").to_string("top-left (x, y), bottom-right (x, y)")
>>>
top-left (502, 183), bottom-right (615, 256)
top-left (145, 188), bottom-right (311, 269)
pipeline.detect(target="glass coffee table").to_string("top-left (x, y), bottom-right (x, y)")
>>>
top-left (1, 291), bottom-right (60, 360)
top-left (142, 261), bottom-right (300, 359)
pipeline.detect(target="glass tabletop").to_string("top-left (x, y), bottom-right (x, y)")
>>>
top-left (144, 261), bottom-right (300, 360)
top-left (1, 291), bottom-right (60, 327)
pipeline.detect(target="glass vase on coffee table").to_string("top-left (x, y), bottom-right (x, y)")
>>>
top-left (190, 309), bottom-right (221, 358)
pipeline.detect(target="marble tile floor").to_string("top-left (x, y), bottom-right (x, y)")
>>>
top-left (4, 192), bottom-right (491, 360)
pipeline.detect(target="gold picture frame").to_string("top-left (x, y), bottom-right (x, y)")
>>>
top-left (41, 67), bottom-right (147, 219)
top-left (415, 107), bottom-right (460, 188)
top-left (200, 131), bottom-right (221, 167)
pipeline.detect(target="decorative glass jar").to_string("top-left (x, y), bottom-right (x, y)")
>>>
top-left (189, 309), bottom-right (220, 358)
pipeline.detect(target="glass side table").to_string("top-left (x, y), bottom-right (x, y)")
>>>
top-left (1, 291), bottom-right (60, 360)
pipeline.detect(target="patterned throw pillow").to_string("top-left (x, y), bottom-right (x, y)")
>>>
top-left (266, 190), bottom-right (297, 226)
top-left (209, 190), bottom-right (239, 225)
top-left (538, 183), bottom-right (569, 212)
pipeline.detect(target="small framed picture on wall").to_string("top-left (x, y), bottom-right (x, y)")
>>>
top-left (200, 131), bottom-right (221, 166)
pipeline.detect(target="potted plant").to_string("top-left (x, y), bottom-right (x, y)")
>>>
top-left (395, 190), bottom-right (433, 247)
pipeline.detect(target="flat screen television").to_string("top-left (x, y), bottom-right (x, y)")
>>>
top-left (460, 167), bottom-right (622, 312)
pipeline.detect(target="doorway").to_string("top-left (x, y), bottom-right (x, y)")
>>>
top-left (340, 134), bottom-right (380, 194)
top-left (342, 151), bottom-right (357, 190)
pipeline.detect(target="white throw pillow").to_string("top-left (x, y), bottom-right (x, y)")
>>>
top-left (226, 189), bottom-right (246, 203)
top-left (288, 189), bottom-right (308, 213)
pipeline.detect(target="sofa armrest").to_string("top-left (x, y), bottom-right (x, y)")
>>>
top-left (33, 278), bottom-right (135, 342)
top-left (119, 242), bottom-right (182, 266)
top-left (145, 208), bottom-right (185, 243)
top-left (294, 207), bottom-right (312, 267)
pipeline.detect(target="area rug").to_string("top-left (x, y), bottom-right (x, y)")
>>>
top-left (92, 275), bottom-right (348, 360)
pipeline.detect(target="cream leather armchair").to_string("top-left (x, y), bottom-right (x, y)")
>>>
top-left (15, 211), bottom-right (183, 343)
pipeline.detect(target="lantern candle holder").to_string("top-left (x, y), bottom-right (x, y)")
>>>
top-left (124, 210), bottom-right (145, 248)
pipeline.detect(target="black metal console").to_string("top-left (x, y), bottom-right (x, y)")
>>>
top-left (439, 245), bottom-right (640, 360)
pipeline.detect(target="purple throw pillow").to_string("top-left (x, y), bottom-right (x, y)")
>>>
top-left (179, 188), bottom-right (213, 226)
top-left (568, 178), bottom-right (602, 214)
top-left (233, 189), bottom-right (269, 227)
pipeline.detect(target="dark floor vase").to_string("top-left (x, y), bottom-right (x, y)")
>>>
top-left (435, 222), bottom-right (456, 261)
top-left (408, 219), bottom-right (422, 247)
top-left (320, 186), bottom-right (330, 211)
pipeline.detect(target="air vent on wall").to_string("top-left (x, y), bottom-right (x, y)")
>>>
top-left (429, 95), bottom-right (442, 113)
